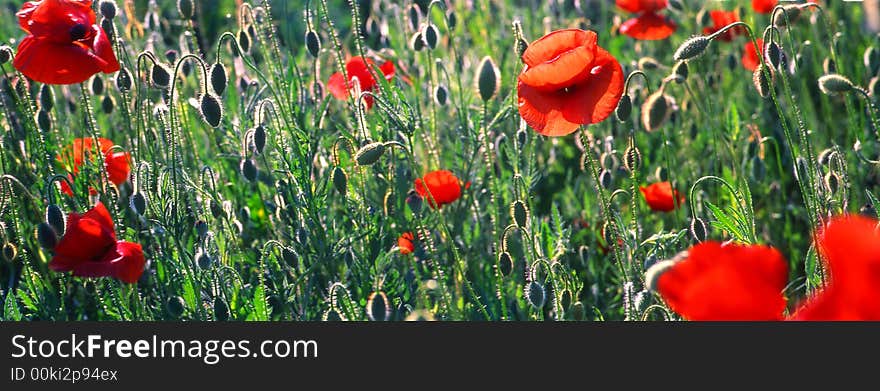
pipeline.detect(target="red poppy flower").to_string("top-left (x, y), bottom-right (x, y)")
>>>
top-left (13, 0), bottom-right (120, 85)
top-left (656, 242), bottom-right (789, 321)
top-left (752, 0), bottom-right (777, 14)
top-left (414, 170), bottom-right (466, 209)
top-left (517, 29), bottom-right (624, 136)
top-left (639, 181), bottom-right (684, 212)
top-left (790, 215), bottom-right (880, 320)
top-left (398, 232), bottom-right (415, 255)
top-left (742, 38), bottom-right (763, 71)
top-left (703, 10), bottom-right (744, 42)
top-left (616, 0), bottom-right (676, 41)
top-left (327, 56), bottom-right (395, 109)
top-left (57, 138), bottom-right (130, 196)
top-left (49, 202), bottom-right (146, 284)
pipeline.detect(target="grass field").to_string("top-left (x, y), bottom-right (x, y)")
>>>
top-left (0, 0), bottom-right (879, 321)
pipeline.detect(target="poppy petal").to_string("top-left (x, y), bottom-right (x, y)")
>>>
top-left (111, 241), bottom-right (147, 284)
top-left (327, 72), bottom-right (348, 100)
top-left (519, 44), bottom-right (596, 91)
top-left (105, 151), bottom-right (131, 186)
top-left (560, 48), bottom-right (624, 126)
top-left (14, 35), bottom-right (102, 85)
top-left (521, 29), bottom-right (597, 68)
top-left (517, 82), bottom-right (581, 137)
top-left (742, 39), bottom-right (763, 72)
top-left (619, 13), bottom-right (677, 40)
top-left (88, 24), bottom-right (120, 73)
top-left (616, 0), bottom-right (668, 13)
top-left (752, 0), bottom-right (777, 14)
top-left (81, 202), bottom-right (115, 234)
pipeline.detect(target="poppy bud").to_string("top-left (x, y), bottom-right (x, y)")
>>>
top-left (559, 289), bottom-right (573, 311)
top-left (516, 128), bottom-right (528, 148)
top-left (599, 169), bottom-right (613, 189)
top-left (210, 62), bottom-right (227, 95)
top-left (36, 110), bottom-right (51, 133)
top-left (750, 156), bottom-right (766, 182)
top-left (865, 47), bottom-right (880, 76)
top-left (101, 95), bottom-right (115, 114)
top-left (332, 166), bottom-right (347, 195)
top-left (641, 91), bottom-right (670, 131)
top-left (88, 76), bottom-right (105, 96)
top-left (823, 57), bottom-right (836, 74)
top-left (151, 64), bottom-right (171, 89)
top-left (434, 84), bottom-right (448, 106)
top-left (305, 30), bottom-right (321, 58)
top-left (423, 24), bottom-right (440, 50)
top-left (366, 291), bottom-right (391, 321)
top-left (515, 37), bottom-right (529, 58)
top-left (615, 94), bottom-right (632, 122)
top-left (409, 32), bottom-right (426, 52)
top-left (39, 84), bottom-right (54, 111)
top-left (210, 200), bottom-right (226, 220)
top-left (446, 9), bottom-right (457, 31)
top-left (772, 5), bottom-right (801, 28)
top-left (673, 36), bottom-right (710, 61)
top-left (116, 67), bottom-right (132, 92)
top-left (253, 125), bottom-right (267, 154)
top-left (860, 203), bottom-right (877, 219)
top-left (824, 172), bottom-right (840, 194)
top-left (690, 217), bottom-right (708, 242)
top-left (696, 9), bottom-right (711, 26)
top-left (571, 301), bottom-right (586, 320)
top-left (239, 158), bottom-right (258, 182)
top-left (766, 41), bottom-right (783, 70)
top-left (323, 309), bottom-right (345, 321)
top-left (511, 200), bottom-right (529, 227)
top-left (166, 296), bottom-right (185, 318)
top-left (130, 192), bottom-right (147, 216)
top-left (407, 4), bottom-right (421, 31)
top-left (177, 0), bottom-right (194, 19)
top-left (195, 220), bottom-right (209, 241)
top-left (753, 65), bottom-right (773, 98)
top-left (645, 258), bottom-right (678, 291)
top-left (654, 166), bottom-right (668, 182)
top-left (199, 94), bottom-right (224, 127)
top-left (0, 46), bottom-right (11, 64)
top-left (638, 57), bottom-right (660, 71)
top-left (1, 243), bottom-right (16, 263)
top-left (526, 281), bottom-right (546, 309)
top-left (37, 222), bottom-right (57, 249)
top-left (476, 56), bottom-right (500, 102)
top-left (668, 0), bottom-right (684, 12)
top-left (46, 204), bottom-right (65, 235)
top-left (354, 142), bottom-right (386, 166)
top-left (498, 252), bottom-right (513, 276)
top-left (672, 61), bottom-right (688, 81)
top-left (281, 247), bottom-right (297, 266)
top-left (870, 77), bottom-right (880, 98)
top-left (818, 74), bottom-right (854, 95)
top-left (624, 145), bottom-right (641, 172)
top-left (238, 30), bottom-right (251, 54)
top-left (794, 156), bottom-right (810, 183)
top-left (196, 249), bottom-right (213, 269)
top-left (213, 297), bottom-right (229, 321)
top-left (406, 189), bottom-right (423, 214)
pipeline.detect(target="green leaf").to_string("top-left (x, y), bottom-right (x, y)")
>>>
top-left (4, 290), bottom-right (22, 321)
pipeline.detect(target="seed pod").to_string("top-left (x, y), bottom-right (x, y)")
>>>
top-left (196, 250), bottom-right (213, 269)
top-left (526, 281), bottom-right (546, 309)
top-left (238, 30), bottom-right (251, 54)
top-left (423, 24), bottom-right (439, 50)
top-left (166, 296), bottom-right (185, 318)
top-left (818, 74), bottom-right (854, 95)
top-left (476, 56), bottom-right (500, 102)
top-left (199, 94), bottom-right (223, 127)
top-left (332, 166), bottom-right (347, 195)
top-left (305, 30), bottom-right (320, 58)
top-left (366, 291), bottom-right (391, 321)
top-left (672, 61), bottom-right (688, 81)
top-left (599, 169), bottom-right (613, 189)
top-left (0, 46), bottom-right (11, 64)
top-left (39, 84), bottom-right (54, 111)
top-left (673, 36), bottom-right (710, 61)
top-left (406, 189), bottom-right (423, 214)
top-left (1, 243), bottom-right (16, 263)
top-left (865, 46), bottom-right (880, 76)
top-left (624, 145), bottom-right (641, 172)
top-left (91, 75), bottom-right (105, 95)
top-left (240, 158), bottom-right (258, 182)
top-left (409, 31), bottom-right (425, 51)
top-left (638, 57), bottom-right (660, 71)
top-left (209, 62), bottom-right (227, 95)
top-left (252, 125), bottom-right (267, 154)
top-left (641, 91), bottom-right (670, 131)
top-left (281, 247), bottom-right (297, 266)
top-left (130, 192), bottom-right (147, 216)
top-left (36, 110), bottom-right (51, 132)
top-left (213, 297), bottom-right (230, 321)
top-left (615, 94), bottom-right (632, 122)
top-left (37, 222), bottom-right (58, 249)
top-left (150, 64), bottom-right (171, 89)
top-left (753, 65), bottom-right (773, 98)
top-left (498, 252), bottom-right (513, 276)
top-left (46, 205), bottom-right (65, 235)
top-left (177, 0), bottom-right (194, 19)
top-left (750, 156), bottom-right (766, 182)
top-left (690, 217), bottom-right (708, 242)
top-left (434, 84), bottom-right (448, 106)
top-left (116, 67), bottom-right (132, 92)
top-left (354, 142), bottom-right (386, 166)
top-left (101, 95), bottom-right (115, 114)
top-left (511, 200), bottom-right (529, 227)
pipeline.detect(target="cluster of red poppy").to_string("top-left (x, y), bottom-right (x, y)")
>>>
top-left (56, 137), bottom-right (130, 196)
top-left (654, 215), bottom-right (880, 320)
top-left (327, 56), bottom-right (396, 109)
top-left (617, 0), bottom-right (676, 41)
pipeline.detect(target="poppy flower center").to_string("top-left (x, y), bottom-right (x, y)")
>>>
top-left (69, 24), bottom-right (88, 41)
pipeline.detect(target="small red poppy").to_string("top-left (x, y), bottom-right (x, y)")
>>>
top-left (742, 38), bottom-right (764, 72)
top-left (398, 232), bottom-right (415, 255)
top-left (790, 215), bottom-right (880, 320)
top-left (703, 10), bottom-right (744, 42)
top-left (639, 181), bottom-right (684, 212)
top-left (752, 0), bottom-right (778, 14)
top-left (49, 202), bottom-right (146, 284)
top-left (414, 170), bottom-right (466, 209)
top-left (57, 138), bottom-right (130, 196)
top-left (656, 242), bottom-right (789, 321)
top-left (327, 56), bottom-right (395, 109)
top-left (13, 0), bottom-right (120, 85)
top-left (616, 0), bottom-right (676, 41)
top-left (517, 29), bottom-right (624, 137)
